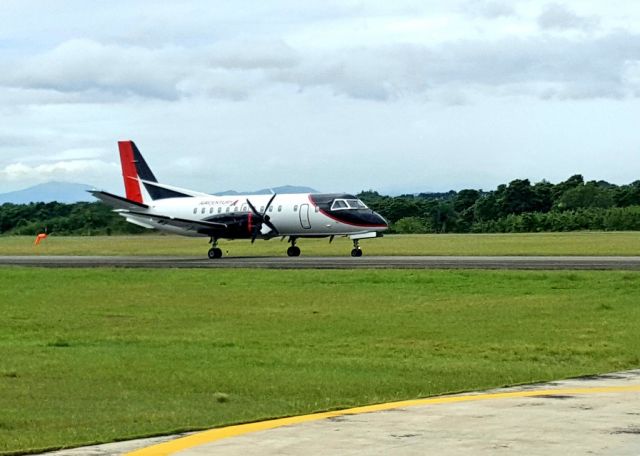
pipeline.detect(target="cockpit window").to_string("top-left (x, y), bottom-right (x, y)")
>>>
top-left (331, 200), bottom-right (348, 210)
top-left (331, 199), bottom-right (368, 211)
top-left (346, 199), bottom-right (368, 209)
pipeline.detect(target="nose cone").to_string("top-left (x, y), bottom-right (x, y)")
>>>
top-left (373, 211), bottom-right (389, 231)
top-left (355, 210), bottom-right (388, 230)
top-left (324, 206), bottom-right (389, 230)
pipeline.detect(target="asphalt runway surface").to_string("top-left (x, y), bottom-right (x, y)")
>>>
top-left (1, 255), bottom-right (640, 269)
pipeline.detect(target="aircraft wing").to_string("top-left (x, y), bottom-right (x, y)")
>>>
top-left (122, 210), bottom-right (228, 234)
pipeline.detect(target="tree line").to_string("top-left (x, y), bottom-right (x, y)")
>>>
top-left (357, 175), bottom-right (640, 233)
top-left (0, 201), bottom-right (144, 235)
top-left (1, 174), bottom-right (639, 236)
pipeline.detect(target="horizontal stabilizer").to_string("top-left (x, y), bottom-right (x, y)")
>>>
top-left (89, 190), bottom-right (149, 210)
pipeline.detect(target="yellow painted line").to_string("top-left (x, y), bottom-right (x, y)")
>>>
top-left (126, 384), bottom-right (640, 456)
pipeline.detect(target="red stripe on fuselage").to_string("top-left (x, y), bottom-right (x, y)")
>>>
top-left (118, 141), bottom-right (143, 204)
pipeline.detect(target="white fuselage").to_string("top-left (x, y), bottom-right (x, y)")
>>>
top-left (127, 193), bottom-right (386, 239)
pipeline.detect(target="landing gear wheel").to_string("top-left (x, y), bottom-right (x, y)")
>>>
top-left (208, 247), bottom-right (223, 259)
top-left (351, 239), bottom-right (363, 257)
top-left (287, 246), bottom-right (301, 257)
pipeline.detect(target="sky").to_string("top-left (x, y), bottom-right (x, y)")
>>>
top-left (0, 0), bottom-right (639, 195)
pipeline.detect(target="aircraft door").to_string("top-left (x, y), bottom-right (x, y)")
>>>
top-left (299, 204), bottom-right (311, 229)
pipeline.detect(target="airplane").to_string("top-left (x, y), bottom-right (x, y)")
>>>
top-left (90, 141), bottom-right (388, 259)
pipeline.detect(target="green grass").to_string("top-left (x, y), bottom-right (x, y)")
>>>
top-left (1, 268), bottom-right (640, 454)
top-left (2, 231), bottom-right (640, 257)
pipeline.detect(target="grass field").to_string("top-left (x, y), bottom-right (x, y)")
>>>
top-left (1, 268), bottom-right (640, 454)
top-left (1, 231), bottom-right (640, 257)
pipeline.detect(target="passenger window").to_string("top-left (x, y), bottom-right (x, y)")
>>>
top-left (260, 206), bottom-right (265, 212)
top-left (209, 207), bottom-right (213, 214)
top-left (277, 205), bottom-right (282, 212)
top-left (201, 207), bottom-right (206, 214)
top-left (293, 205), bottom-right (298, 211)
top-left (242, 205), bottom-right (247, 212)
top-left (234, 206), bottom-right (238, 212)
top-left (226, 207), bottom-right (230, 213)
top-left (269, 206), bottom-right (274, 212)
top-left (218, 207), bottom-right (222, 214)
top-left (193, 208), bottom-right (197, 214)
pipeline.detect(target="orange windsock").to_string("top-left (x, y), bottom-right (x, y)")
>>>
top-left (34, 233), bottom-right (48, 246)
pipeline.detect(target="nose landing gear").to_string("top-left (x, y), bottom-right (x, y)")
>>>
top-left (351, 239), bottom-right (363, 257)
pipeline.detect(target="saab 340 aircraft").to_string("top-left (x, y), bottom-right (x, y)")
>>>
top-left (91, 141), bottom-right (388, 259)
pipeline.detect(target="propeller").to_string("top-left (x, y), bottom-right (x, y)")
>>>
top-left (246, 193), bottom-right (279, 243)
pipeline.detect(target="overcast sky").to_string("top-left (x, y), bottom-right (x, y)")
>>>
top-left (0, 0), bottom-right (639, 195)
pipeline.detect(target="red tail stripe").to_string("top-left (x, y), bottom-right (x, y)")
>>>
top-left (118, 141), bottom-right (143, 203)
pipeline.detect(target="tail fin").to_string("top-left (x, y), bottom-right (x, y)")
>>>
top-left (117, 140), bottom-right (199, 202)
top-left (118, 140), bottom-right (144, 203)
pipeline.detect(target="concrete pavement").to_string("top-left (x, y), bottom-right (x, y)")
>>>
top-left (38, 370), bottom-right (640, 455)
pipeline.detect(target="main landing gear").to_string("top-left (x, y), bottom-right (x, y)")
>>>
top-left (351, 239), bottom-right (363, 257)
top-left (208, 237), bottom-right (222, 259)
top-left (287, 237), bottom-right (301, 257)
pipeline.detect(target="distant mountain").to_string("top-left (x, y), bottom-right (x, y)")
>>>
top-left (0, 182), bottom-right (96, 204)
top-left (214, 185), bottom-right (318, 196)
top-left (0, 183), bottom-right (319, 204)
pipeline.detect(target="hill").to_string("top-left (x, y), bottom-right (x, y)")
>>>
top-left (0, 182), bottom-right (95, 204)
top-left (214, 185), bottom-right (318, 196)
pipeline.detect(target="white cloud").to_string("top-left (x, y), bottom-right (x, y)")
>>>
top-left (0, 159), bottom-right (116, 183)
top-left (3, 27), bottom-right (639, 105)
top-left (537, 3), bottom-right (599, 31)
top-left (270, 33), bottom-right (640, 102)
top-left (464, 0), bottom-right (516, 19)
top-left (205, 40), bottom-right (299, 70)
top-left (0, 38), bottom-right (300, 102)
top-left (50, 148), bottom-right (107, 161)
top-left (623, 60), bottom-right (640, 91)
top-left (5, 39), bottom-right (191, 100)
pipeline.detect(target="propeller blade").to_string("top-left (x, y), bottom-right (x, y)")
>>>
top-left (246, 199), bottom-right (260, 216)
top-left (251, 225), bottom-right (261, 243)
top-left (249, 210), bottom-right (260, 243)
top-left (246, 194), bottom-right (279, 241)
top-left (262, 193), bottom-right (277, 217)
top-left (264, 220), bottom-right (279, 236)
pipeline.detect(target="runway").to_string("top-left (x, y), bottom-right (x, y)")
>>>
top-left (2, 255), bottom-right (640, 269)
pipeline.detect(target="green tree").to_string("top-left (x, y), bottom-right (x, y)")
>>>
top-left (392, 217), bottom-right (432, 234)
top-left (501, 179), bottom-right (536, 215)
top-left (552, 174), bottom-right (584, 200)
top-left (614, 181), bottom-right (640, 207)
top-left (453, 189), bottom-right (480, 213)
top-left (531, 181), bottom-right (554, 213)
top-left (474, 194), bottom-right (500, 221)
top-left (429, 201), bottom-right (457, 233)
top-left (556, 183), bottom-right (614, 210)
